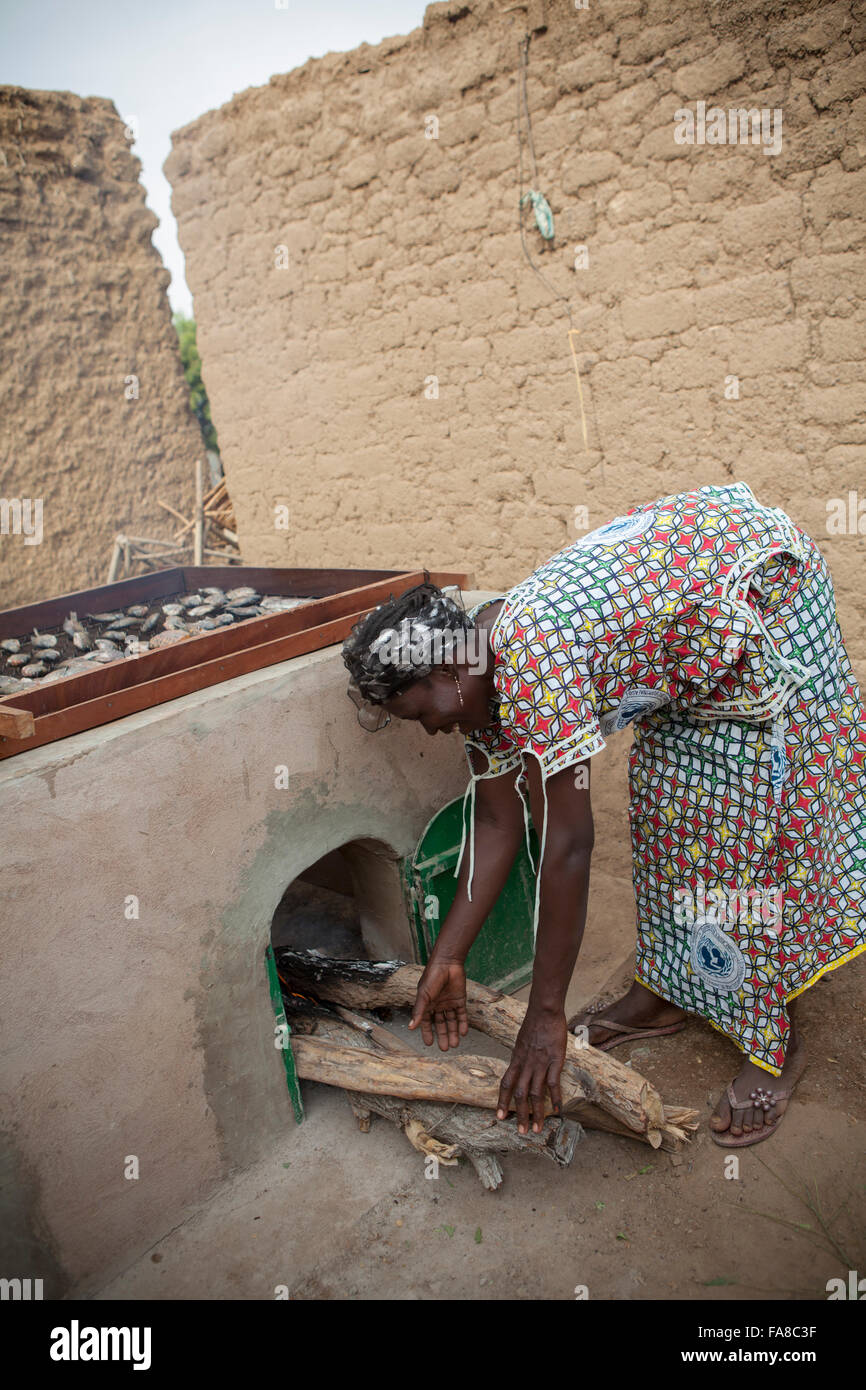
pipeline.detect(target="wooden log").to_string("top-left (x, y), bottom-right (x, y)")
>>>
top-left (275, 951), bottom-right (698, 1148)
top-left (292, 1029), bottom-right (693, 1150)
top-left (292, 1005), bottom-right (583, 1188)
top-left (292, 1036), bottom-right (560, 1111)
top-left (330, 1003), bottom-right (410, 1054)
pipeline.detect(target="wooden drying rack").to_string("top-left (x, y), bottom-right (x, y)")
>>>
top-left (0, 566), bottom-right (468, 759)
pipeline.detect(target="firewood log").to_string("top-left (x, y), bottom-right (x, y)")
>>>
top-left (275, 950), bottom-right (698, 1150)
top-left (290, 1005), bottom-right (583, 1189)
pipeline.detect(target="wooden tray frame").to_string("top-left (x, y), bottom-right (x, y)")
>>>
top-left (0, 565), bottom-right (468, 759)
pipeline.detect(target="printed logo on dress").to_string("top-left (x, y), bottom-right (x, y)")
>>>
top-left (574, 511), bottom-right (655, 548)
top-left (599, 685), bottom-right (671, 733)
top-left (689, 917), bottom-right (747, 993)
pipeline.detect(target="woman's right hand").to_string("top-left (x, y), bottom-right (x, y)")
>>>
top-left (408, 956), bottom-right (468, 1051)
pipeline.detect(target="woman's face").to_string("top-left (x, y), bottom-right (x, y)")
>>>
top-left (382, 665), bottom-right (492, 736)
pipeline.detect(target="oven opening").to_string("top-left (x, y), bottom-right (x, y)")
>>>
top-left (267, 838), bottom-right (411, 1123)
top-left (270, 846), bottom-right (369, 960)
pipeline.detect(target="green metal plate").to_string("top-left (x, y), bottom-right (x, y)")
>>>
top-left (265, 944), bottom-right (304, 1123)
top-left (404, 794), bottom-right (540, 992)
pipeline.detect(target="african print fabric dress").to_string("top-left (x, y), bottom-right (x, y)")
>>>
top-left (457, 482), bottom-right (866, 1076)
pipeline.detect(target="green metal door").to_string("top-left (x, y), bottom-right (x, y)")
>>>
top-left (402, 795), bottom-right (540, 992)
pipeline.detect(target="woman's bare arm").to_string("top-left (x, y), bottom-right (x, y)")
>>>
top-left (522, 753), bottom-right (594, 1013)
top-left (496, 755), bottom-right (594, 1133)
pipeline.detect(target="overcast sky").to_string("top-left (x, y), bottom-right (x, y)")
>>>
top-left (0, 1), bottom-right (427, 315)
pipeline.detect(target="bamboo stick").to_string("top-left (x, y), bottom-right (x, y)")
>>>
top-left (194, 459), bottom-right (204, 566)
top-left (106, 536), bottom-right (123, 584)
top-left (123, 536), bottom-right (185, 547)
top-left (157, 499), bottom-right (191, 528)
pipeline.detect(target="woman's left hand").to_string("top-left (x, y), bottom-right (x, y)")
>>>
top-left (496, 1006), bottom-right (568, 1135)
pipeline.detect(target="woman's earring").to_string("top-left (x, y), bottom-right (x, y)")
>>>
top-left (454, 672), bottom-right (464, 707)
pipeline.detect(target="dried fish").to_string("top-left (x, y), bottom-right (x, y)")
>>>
top-left (102, 616), bottom-right (139, 631)
top-left (225, 604), bottom-right (263, 618)
top-left (149, 630), bottom-right (189, 650)
top-left (227, 593), bottom-right (260, 607)
top-left (260, 596), bottom-right (307, 612)
top-left (57, 657), bottom-right (97, 676)
top-left (226, 587), bottom-right (258, 602)
top-left (89, 650), bottom-right (123, 664)
top-left (5, 653), bottom-right (30, 668)
top-left (179, 594), bottom-right (203, 609)
top-left (213, 613), bottom-right (235, 626)
top-left (164, 616), bottom-right (190, 631)
top-left (72, 629), bottom-right (93, 652)
top-left (1, 638), bottom-right (21, 654)
top-left (0, 675), bottom-right (34, 694)
top-left (126, 605), bottom-right (149, 618)
top-left (162, 604), bottom-right (183, 617)
top-left (101, 630), bottom-right (127, 644)
top-left (140, 612), bottom-right (161, 635)
top-left (22, 662), bottom-right (48, 678)
top-left (31, 632), bottom-right (58, 649)
top-left (201, 587), bottom-right (226, 604)
top-left (96, 639), bottom-right (122, 653)
top-left (39, 650), bottom-right (62, 664)
top-left (89, 611), bottom-right (125, 624)
top-left (186, 603), bottom-right (219, 618)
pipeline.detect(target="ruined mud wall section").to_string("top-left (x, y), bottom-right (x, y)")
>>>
top-left (0, 87), bottom-right (202, 606)
top-left (167, 0), bottom-right (865, 677)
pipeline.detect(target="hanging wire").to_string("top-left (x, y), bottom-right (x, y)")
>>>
top-left (515, 32), bottom-right (602, 479)
top-left (516, 35), bottom-right (570, 326)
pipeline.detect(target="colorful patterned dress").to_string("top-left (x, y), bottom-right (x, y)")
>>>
top-left (457, 482), bottom-right (866, 1076)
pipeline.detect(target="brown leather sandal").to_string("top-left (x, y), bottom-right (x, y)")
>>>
top-left (567, 1004), bottom-right (687, 1051)
top-left (709, 1079), bottom-right (796, 1147)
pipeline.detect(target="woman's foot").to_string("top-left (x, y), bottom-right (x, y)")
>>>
top-left (709, 1016), bottom-right (807, 1144)
top-left (570, 980), bottom-right (688, 1047)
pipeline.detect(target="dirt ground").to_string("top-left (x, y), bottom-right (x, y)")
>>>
top-left (95, 947), bottom-right (865, 1303)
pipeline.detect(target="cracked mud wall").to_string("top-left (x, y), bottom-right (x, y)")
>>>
top-left (0, 87), bottom-right (202, 606)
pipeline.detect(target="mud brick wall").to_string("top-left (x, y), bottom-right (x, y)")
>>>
top-left (0, 87), bottom-right (202, 607)
top-left (167, 0), bottom-right (865, 671)
top-left (166, 0), bottom-right (865, 899)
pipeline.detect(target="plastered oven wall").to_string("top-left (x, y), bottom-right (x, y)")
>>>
top-left (0, 591), bottom-right (634, 1293)
top-left (0, 631), bottom-right (469, 1295)
top-left (166, 0), bottom-right (865, 684)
